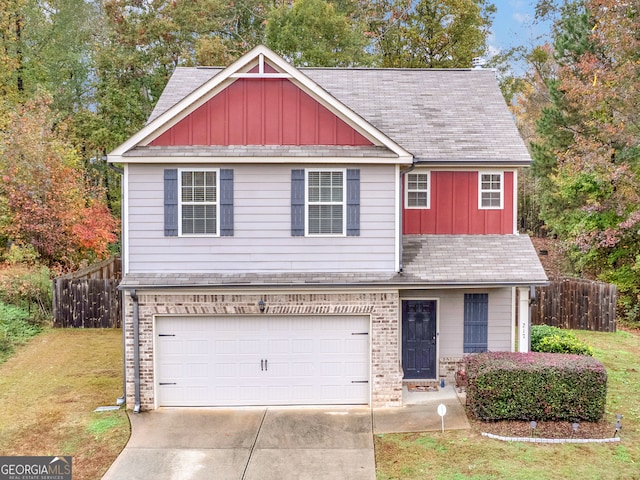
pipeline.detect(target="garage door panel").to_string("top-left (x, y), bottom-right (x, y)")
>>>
top-left (156, 315), bottom-right (369, 407)
top-left (267, 339), bottom-right (290, 354)
top-left (345, 337), bottom-right (368, 353)
top-left (344, 361), bottom-right (368, 376)
top-left (187, 363), bottom-right (208, 378)
top-left (159, 363), bottom-right (183, 380)
top-left (238, 339), bottom-right (260, 353)
top-left (292, 339), bottom-right (313, 352)
top-left (186, 339), bottom-right (208, 354)
top-left (291, 362), bottom-right (313, 376)
top-left (237, 362), bottom-right (261, 378)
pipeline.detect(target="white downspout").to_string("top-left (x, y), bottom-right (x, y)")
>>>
top-left (130, 289), bottom-right (141, 413)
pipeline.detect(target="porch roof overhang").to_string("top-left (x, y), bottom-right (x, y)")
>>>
top-left (112, 144), bottom-right (405, 165)
top-left (119, 235), bottom-right (548, 291)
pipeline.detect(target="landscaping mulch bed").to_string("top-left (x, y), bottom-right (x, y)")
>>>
top-left (471, 418), bottom-right (617, 440)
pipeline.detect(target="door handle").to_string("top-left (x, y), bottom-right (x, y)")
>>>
top-left (261, 359), bottom-right (264, 371)
top-left (265, 359), bottom-right (268, 371)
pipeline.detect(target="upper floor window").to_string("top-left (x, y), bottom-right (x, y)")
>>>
top-left (479, 172), bottom-right (503, 209)
top-left (306, 170), bottom-right (345, 235)
top-left (405, 172), bottom-right (430, 209)
top-left (180, 169), bottom-right (218, 235)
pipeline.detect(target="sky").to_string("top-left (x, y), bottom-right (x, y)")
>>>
top-left (488, 0), bottom-right (553, 56)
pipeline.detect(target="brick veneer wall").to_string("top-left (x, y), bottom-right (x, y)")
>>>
top-left (124, 290), bottom-right (402, 410)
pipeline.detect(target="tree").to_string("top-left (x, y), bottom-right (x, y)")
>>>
top-left (0, 97), bottom-right (118, 269)
top-left (522, 0), bottom-right (640, 323)
top-left (0, 0), bottom-right (26, 113)
top-left (379, 0), bottom-right (495, 68)
top-left (265, 0), bottom-right (373, 67)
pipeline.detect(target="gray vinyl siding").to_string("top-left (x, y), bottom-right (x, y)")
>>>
top-left (127, 163), bottom-right (396, 272)
top-left (401, 288), bottom-right (512, 357)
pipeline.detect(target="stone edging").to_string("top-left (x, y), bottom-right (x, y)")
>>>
top-left (481, 432), bottom-right (621, 444)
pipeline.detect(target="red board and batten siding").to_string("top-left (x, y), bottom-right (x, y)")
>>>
top-left (403, 171), bottom-right (514, 235)
top-left (150, 78), bottom-right (372, 147)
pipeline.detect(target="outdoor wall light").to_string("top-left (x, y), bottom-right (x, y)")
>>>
top-left (258, 299), bottom-right (265, 313)
top-left (614, 414), bottom-right (623, 437)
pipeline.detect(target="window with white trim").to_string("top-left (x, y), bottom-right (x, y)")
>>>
top-left (180, 169), bottom-right (218, 235)
top-left (306, 170), bottom-right (345, 235)
top-left (479, 172), bottom-right (503, 209)
top-left (405, 172), bottom-right (430, 208)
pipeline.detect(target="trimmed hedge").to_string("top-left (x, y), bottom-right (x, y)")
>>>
top-left (465, 352), bottom-right (607, 422)
top-left (531, 325), bottom-right (593, 356)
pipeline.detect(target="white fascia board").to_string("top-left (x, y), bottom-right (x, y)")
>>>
top-left (109, 45), bottom-right (274, 158)
top-left (109, 44), bottom-right (412, 161)
top-left (108, 155), bottom-right (413, 165)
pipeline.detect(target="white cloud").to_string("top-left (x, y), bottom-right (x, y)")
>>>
top-left (512, 12), bottom-right (531, 24)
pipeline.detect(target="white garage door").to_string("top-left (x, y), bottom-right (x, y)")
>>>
top-left (155, 315), bottom-right (370, 407)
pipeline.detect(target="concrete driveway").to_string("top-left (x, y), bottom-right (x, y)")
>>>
top-left (101, 406), bottom-right (375, 480)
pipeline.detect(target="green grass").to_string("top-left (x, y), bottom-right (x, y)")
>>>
top-left (87, 412), bottom-right (128, 438)
top-left (0, 301), bottom-right (42, 362)
top-left (0, 329), bottom-right (130, 480)
top-left (376, 329), bottom-right (640, 479)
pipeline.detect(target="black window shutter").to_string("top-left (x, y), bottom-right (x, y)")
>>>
top-left (291, 169), bottom-right (305, 236)
top-left (219, 169), bottom-right (234, 236)
top-left (346, 169), bottom-right (360, 236)
top-left (164, 169), bottom-right (178, 236)
top-left (464, 293), bottom-right (489, 353)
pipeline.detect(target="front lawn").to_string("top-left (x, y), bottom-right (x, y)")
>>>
top-left (0, 328), bottom-right (130, 480)
top-left (375, 329), bottom-right (640, 479)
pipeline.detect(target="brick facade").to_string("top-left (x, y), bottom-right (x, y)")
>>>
top-left (124, 290), bottom-right (402, 410)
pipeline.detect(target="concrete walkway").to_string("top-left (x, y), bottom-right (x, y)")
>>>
top-left (102, 406), bottom-right (375, 480)
top-left (102, 387), bottom-right (470, 480)
top-left (373, 385), bottom-right (470, 434)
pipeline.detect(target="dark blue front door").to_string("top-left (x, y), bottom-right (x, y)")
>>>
top-left (402, 300), bottom-right (437, 379)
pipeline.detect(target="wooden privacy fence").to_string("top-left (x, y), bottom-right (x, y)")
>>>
top-left (53, 256), bottom-right (122, 328)
top-left (531, 278), bottom-right (617, 332)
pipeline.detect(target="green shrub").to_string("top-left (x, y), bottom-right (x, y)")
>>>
top-left (4, 243), bottom-right (40, 266)
top-left (0, 302), bottom-right (42, 360)
top-left (531, 325), bottom-right (593, 356)
top-left (0, 265), bottom-right (52, 324)
top-left (465, 351), bottom-right (607, 422)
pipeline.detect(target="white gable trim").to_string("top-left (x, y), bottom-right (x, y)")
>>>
top-left (109, 45), bottom-right (412, 162)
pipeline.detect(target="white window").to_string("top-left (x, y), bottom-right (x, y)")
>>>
top-left (180, 169), bottom-right (218, 235)
top-left (306, 170), bottom-right (345, 235)
top-left (479, 172), bottom-right (503, 209)
top-left (405, 172), bottom-right (430, 208)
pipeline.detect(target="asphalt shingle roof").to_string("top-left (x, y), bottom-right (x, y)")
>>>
top-left (146, 66), bottom-right (531, 165)
top-left (119, 235), bottom-right (547, 289)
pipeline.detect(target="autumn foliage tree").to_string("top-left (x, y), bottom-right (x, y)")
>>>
top-left (0, 97), bottom-right (118, 270)
top-left (520, 0), bottom-right (640, 323)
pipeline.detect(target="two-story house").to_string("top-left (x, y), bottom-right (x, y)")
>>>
top-left (109, 45), bottom-right (547, 412)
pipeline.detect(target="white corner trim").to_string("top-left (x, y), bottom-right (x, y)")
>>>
top-left (395, 165), bottom-right (401, 272)
top-left (122, 164), bottom-right (129, 275)
top-left (513, 169), bottom-right (518, 234)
